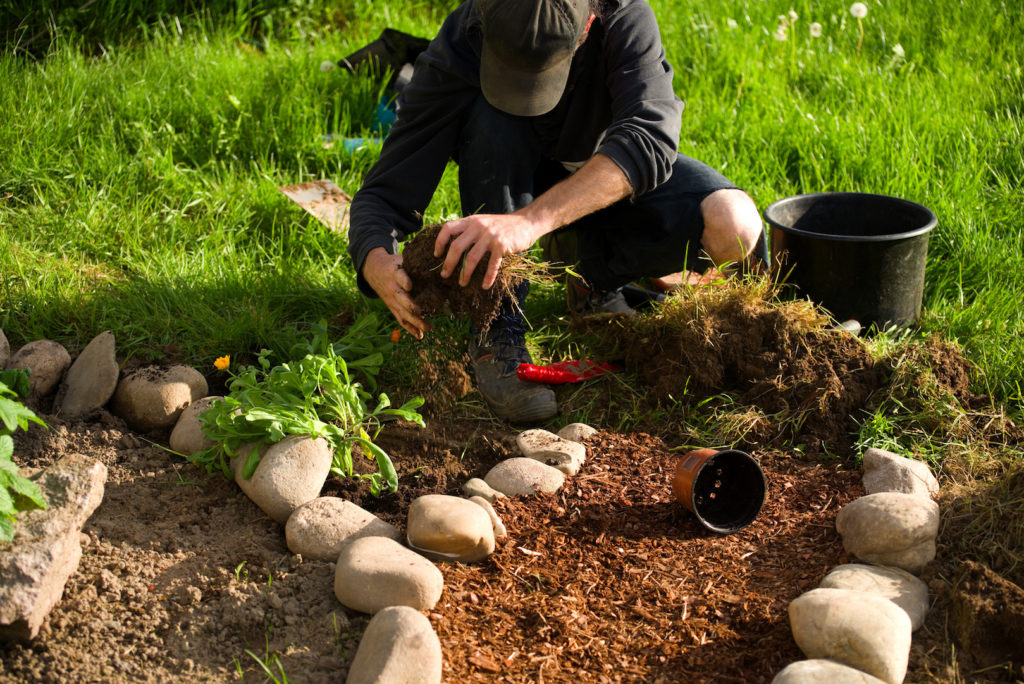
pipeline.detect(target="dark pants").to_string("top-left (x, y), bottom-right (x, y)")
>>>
top-left (456, 96), bottom-right (748, 302)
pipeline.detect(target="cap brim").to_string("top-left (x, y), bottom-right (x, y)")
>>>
top-left (480, 41), bottom-right (572, 117)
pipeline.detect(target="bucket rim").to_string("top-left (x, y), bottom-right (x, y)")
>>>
top-left (764, 191), bottom-right (938, 242)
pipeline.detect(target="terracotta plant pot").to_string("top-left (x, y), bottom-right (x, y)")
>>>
top-left (672, 448), bottom-right (767, 534)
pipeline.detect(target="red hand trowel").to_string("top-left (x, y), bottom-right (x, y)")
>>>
top-left (516, 360), bottom-right (622, 384)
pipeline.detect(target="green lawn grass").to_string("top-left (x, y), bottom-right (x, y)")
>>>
top-left (1, 0), bottom-right (1021, 413)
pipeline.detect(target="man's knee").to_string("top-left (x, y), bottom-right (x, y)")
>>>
top-left (699, 188), bottom-right (764, 268)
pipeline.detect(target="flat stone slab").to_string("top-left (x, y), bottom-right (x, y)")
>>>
top-left (789, 587), bottom-right (912, 684)
top-left (57, 331), bottom-right (119, 419)
top-left (820, 563), bottom-right (930, 630)
top-left (862, 448), bottom-right (939, 499)
top-left (345, 605), bottom-right (442, 684)
top-left (0, 455), bottom-right (107, 640)
top-left (835, 492), bottom-right (939, 574)
top-left (517, 428), bottom-right (586, 476)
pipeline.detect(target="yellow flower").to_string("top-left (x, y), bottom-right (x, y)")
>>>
top-left (214, 355), bottom-right (231, 370)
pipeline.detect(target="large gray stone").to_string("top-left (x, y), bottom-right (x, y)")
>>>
top-left (334, 536), bottom-right (443, 614)
top-left (345, 606), bottom-right (442, 684)
top-left (57, 331), bottom-right (119, 418)
top-left (517, 428), bottom-right (586, 476)
top-left (772, 659), bottom-right (888, 683)
top-left (820, 564), bottom-right (930, 630)
top-left (0, 455), bottom-right (107, 640)
top-left (484, 457), bottom-right (565, 497)
top-left (232, 436), bottom-right (333, 524)
top-left (168, 396), bottom-right (221, 456)
top-left (0, 328), bottom-right (9, 368)
top-left (109, 364), bottom-right (208, 431)
top-left (406, 494), bottom-right (495, 563)
top-left (835, 493), bottom-right (939, 573)
top-left (285, 497), bottom-right (401, 561)
top-left (8, 340), bottom-right (71, 397)
top-left (789, 588), bottom-right (912, 684)
top-left (862, 448), bottom-right (939, 499)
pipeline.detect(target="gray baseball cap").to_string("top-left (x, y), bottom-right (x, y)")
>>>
top-left (479, 0), bottom-right (592, 117)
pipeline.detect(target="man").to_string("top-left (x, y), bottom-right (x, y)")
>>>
top-left (348, 0), bottom-right (765, 423)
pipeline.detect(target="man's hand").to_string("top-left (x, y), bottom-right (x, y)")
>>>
top-left (361, 247), bottom-right (430, 339)
top-left (433, 213), bottom-right (543, 290)
top-left (432, 153), bottom-right (633, 290)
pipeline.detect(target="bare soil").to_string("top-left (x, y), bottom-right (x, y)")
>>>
top-left (2, 291), bottom-right (1021, 683)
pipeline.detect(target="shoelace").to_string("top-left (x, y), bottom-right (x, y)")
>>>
top-left (486, 314), bottom-right (530, 375)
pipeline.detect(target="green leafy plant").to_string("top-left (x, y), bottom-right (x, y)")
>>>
top-left (190, 316), bottom-right (424, 496)
top-left (0, 369), bottom-right (47, 542)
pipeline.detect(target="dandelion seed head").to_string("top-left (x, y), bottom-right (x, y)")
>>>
top-left (726, 18), bottom-right (739, 29)
top-left (788, 9), bottom-right (799, 22)
top-left (892, 43), bottom-right (905, 57)
top-left (810, 22), bottom-right (823, 37)
top-left (319, 60), bottom-right (337, 72)
top-left (850, 2), bottom-right (868, 19)
top-left (774, 26), bottom-right (788, 41)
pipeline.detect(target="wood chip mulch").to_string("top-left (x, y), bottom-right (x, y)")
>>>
top-left (432, 432), bottom-right (863, 683)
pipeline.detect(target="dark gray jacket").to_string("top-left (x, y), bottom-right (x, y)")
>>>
top-left (348, 0), bottom-right (683, 294)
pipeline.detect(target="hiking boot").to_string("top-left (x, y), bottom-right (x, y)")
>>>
top-left (469, 317), bottom-right (557, 424)
top-left (566, 278), bottom-right (637, 316)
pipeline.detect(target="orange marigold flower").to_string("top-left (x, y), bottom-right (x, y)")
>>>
top-left (214, 355), bottom-right (231, 370)
top-left (390, 329), bottom-right (401, 343)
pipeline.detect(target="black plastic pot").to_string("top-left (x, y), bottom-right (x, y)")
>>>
top-left (764, 192), bottom-right (938, 329)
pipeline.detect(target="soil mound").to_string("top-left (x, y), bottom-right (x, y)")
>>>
top-left (587, 285), bottom-right (889, 455)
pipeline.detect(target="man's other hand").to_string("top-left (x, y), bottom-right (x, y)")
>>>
top-left (362, 247), bottom-right (430, 339)
top-left (433, 214), bottom-right (542, 290)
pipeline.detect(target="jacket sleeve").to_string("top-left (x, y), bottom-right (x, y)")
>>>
top-left (347, 4), bottom-right (481, 297)
top-left (596, 1), bottom-right (683, 198)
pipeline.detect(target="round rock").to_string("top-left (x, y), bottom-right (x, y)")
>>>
top-left (406, 494), bottom-right (495, 563)
top-left (557, 422), bottom-right (597, 443)
top-left (0, 328), bottom-right (9, 368)
top-left (462, 477), bottom-right (505, 503)
top-left (820, 563), bottom-right (930, 630)
top-left (345, 605), bottom-right (442, 684)
top-left (835, 492), bottom-right (939, 573)
top-left (169, 396), bottom-right (221, 456)
top-left (8, 339), bottom-right (71, 397)
top-left (469, 495), bottom-right (507, 539)
top-left (772, 659), bottom-right (888, 683)
top-left (517, 428), bottom-right (586, 476)
top-left (285, 497), bottom-right (401, 561)
top-left (789, 587), bottom-right (912, 684)
top-left (232, 436), bottom-right (332, 524)
top-left (58, 331), bottom-right (119, 418)
top-left (484, 457), bottom-right (565, 497)
top-left (109, 364), bottom-right (209, 431)
top-left (334, 536), bottom-right (444, 614)
top-left (862, 448), bottom-right (939, 499)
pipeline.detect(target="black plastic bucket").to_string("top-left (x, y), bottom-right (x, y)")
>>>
top-left (764, 192), bottom-right (937, 329)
